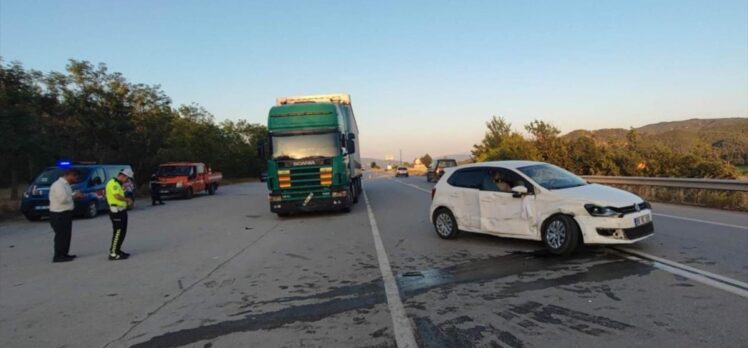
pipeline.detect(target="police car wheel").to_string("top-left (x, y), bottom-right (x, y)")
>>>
top-left (84, 201), bottom-right (98, 218)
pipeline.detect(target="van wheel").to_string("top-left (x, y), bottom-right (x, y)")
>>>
top-left (433, 208), bottom-right (458, 239)
top-left (84, 201), bottom-right (98, 218)
top-left (542, 215), bottom-right (580, 256)
top-left (24, 213), bottom-right (41, 222)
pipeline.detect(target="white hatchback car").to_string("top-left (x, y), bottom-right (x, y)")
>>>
top-left (429, 161), bottom-right (654, 255)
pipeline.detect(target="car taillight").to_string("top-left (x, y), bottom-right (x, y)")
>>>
top-left (431, 187), bottom-right (436, 200)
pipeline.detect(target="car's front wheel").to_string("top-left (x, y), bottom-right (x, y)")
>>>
top-left (542, 215), bottom-right (580, 256)
top-left (433, 208), bottom-right (459, 239)
top-left (84, 201), bottom-right (98, 218)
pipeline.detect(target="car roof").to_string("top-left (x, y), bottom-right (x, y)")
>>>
top-left (456, 160), bottom-right (546, 170)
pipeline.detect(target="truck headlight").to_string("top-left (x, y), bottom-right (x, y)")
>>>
top-left (176, 182), bottom-right (183, 188)
top-left (331, 190), bottom-right (348, 198)
top-left (584, 204), bottom-right (619, 217)
top-left (269, 195), bottom-right (282, 202)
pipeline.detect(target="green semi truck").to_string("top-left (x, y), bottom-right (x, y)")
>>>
top-left (260, 94), bottom-right (362, 216)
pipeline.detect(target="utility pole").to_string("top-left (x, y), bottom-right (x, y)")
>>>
top-left (399, 149), bottom-right (402, 165)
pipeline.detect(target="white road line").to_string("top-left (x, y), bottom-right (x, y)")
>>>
top-left (652, 213), bottom-right (748, 231)
top-left (612, 247), bottom-right (748, 298)
top-left (362, 187), bottom-right (419, 348)
top-left (389, 178), bottom-right (431, 193)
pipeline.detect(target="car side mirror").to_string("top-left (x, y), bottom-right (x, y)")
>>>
top-left (511, 185), bottom-right (528, 198)
top-left (90, 177), bottom-right (102, 186)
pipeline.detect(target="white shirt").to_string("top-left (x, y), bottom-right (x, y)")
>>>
top-left (49, 177), bottom-right (74, 212)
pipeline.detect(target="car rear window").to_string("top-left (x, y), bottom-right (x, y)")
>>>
top-left (447, 168), bottom-right (487, 189)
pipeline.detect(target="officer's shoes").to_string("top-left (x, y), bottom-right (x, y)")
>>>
top-left (53, 256), bottom-right (75, 263)
top-left (108, 253), bottom-right (129, 261)
top-left (119, 251), bottom-right (131, 258)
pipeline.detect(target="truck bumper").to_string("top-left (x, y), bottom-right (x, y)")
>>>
top-left (270, 196), bottom-right (351, 214)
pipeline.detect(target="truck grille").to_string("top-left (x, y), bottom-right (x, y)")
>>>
top-left (277, 166), bottom-right (333, 196)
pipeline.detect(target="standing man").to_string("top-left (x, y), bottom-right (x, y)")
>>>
top-left (106, 168), bottom-right (134, 260)
top-left (149, 173), bottom-right (165, 206)
top-left (49, 168), bottom-right (83, 263)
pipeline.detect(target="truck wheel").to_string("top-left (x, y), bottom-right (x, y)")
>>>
top-left (84, 201), bottom-right (98, 218)
top-left (185, 188), bottom-right (194, 199)
top-left (208, 184), bottom-right (215, 195)
top-left (352, 181), bottom-right (360, 204)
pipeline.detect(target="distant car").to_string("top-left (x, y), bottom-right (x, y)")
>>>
top-left (21, 163), bottom-right (133, 221)
top-left (260, 171), bottom-right (268, 182)
top-left (430, 161), bottom-right (654, 255)
top-left (395, 167), bottom-right (409, 177)
top-left (426, 159), bottom-right (458, 182)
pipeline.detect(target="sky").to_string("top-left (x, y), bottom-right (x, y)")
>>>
top-left (1, 0), bottom-right (746, 160)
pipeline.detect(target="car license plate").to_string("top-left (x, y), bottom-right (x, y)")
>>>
top-left (634, 214), bottom-right (652, 226)
top-left (35, 205), bottom-right (49, 210)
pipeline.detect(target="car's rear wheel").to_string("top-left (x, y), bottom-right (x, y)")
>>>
top-left (433, 208), bottom-right (458, 239)
top-left (542, 215), bottom-right (580, 256)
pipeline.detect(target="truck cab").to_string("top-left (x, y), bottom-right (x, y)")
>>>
top-left (261, 94), bottom-right (362, 216)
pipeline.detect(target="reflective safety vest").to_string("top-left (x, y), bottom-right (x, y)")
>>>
top-left (106, 178), bottom-right (127, 207)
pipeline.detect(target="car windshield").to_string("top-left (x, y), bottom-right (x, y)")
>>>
top-left (517, 164), bottom-right (587, 190)
top-left (272, 132), bottom-right (339, 160)
top-left (158, 166), bottom-right (193, 176)
top-left (33, 167), bottom-right (91, 187)
top-left (436, 160), bottom-right (457, 168)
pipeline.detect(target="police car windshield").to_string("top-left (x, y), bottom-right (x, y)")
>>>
top-left (158, 166), bottom-right (193, 176)
top-left (33, 168), bottom-right (91, 187)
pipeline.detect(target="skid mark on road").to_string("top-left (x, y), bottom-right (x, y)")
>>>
top-left (106, 222), bottom-right (281, 348)
top-left (612, 247), bottom-right (748, 298)
top-left (130, 279), bottom-right (389, 348)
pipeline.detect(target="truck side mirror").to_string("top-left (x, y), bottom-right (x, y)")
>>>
top-left (257, 140), bottom-right (267, 160)
top-left (346, 138), bottom-right (356, 154)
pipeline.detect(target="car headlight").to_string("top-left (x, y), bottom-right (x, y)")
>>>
top-left (176, 182), bottom-right (183, 188)
top-left (584, 204), bottom-right (620, 217)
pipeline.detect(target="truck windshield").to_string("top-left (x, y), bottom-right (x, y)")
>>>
top-left (272, 132), bottom-right (339, 160)
top-left (158, 166), bottom-right (193, 176)
top-left (33, 168), bottom-right (91, 187)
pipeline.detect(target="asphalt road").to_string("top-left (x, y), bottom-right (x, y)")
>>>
top-left (1, 175), bottom-right (746, 348)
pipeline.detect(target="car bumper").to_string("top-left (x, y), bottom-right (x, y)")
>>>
top-left (575, 210), bottom-right (655, 244)
top-left (270, 196), bottom-right (351, 214)
top-left (157, 186), bottom-right (187, 197)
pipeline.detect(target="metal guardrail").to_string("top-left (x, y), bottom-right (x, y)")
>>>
top-left (582, 176), bottom-right (748, 192)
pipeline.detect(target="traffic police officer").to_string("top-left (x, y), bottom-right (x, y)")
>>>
top-left (106, 168), bottom-right (134, 260)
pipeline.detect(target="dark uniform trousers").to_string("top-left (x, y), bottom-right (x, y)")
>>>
top-left (109, 210), bottom-right (128, 255)
top-left (49, 210), bottom-right (73, 258)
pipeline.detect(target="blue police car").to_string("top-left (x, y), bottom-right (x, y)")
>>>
top-left (21, 163), bottom-right (134, 221)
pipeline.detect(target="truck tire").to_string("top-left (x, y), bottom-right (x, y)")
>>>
top-left (352, 179), bottom-right (360, 204)
top-left (185, 187), bottom-right (194, 199)
top-left (208, 184), bottom-right (216, 195)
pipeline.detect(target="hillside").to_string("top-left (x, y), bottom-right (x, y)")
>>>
top-left (562, 118), bottom-right (748, 165)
